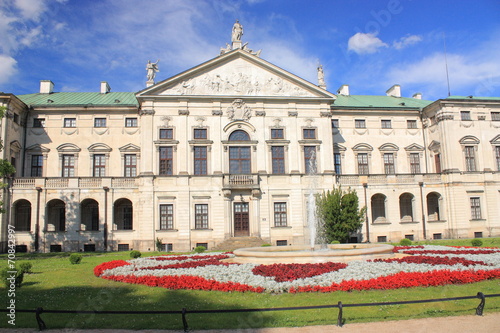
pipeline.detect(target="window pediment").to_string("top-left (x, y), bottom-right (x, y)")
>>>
top-left (119, 144), bottom-right (141, 152)
top-left (352, 143), bottom-right (373, 151)
top-left (459, 135), bottom-right (480, 145)
top-left (379, 143), bottom-right (399, 151)
top-left (26, 144), bottom-right (50, 153)
top-left (404, 143), bottom-right (424, 151)
top-left (57, 143), bottom-right (81, 152)
top-left (88, 143), bottom-right (112, 152)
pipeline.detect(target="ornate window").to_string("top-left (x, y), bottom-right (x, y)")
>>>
top-left (124, 154), bottom-right (137, 177)
top-left (470, 197), bottom-right (481, 220)
top-left (31, 155), bottom-right (43, 177)
top-left (271, 146), bottom-right (285, 174)
top-left (159, 128), bottom-right (173, 139)
top-left (409, 153), bottom-right (421, 174)
top-left (93, 154), bottom-right (106, 177)
top-left (195, 204), bottom-right (209, 229)
top-left (303, 128), bottom-right (316, 139)
top-left (383, 153), bottom-right (395, 174)
top-left (334, 153), bottom-right (342, 174)
top-left (194, 128), bottom-right (207, 139)
top-left (62, 155), bottom-right (75, 177)
top-left (160, 204), bottom-right (174, 230)
top-left (194, 146), bottom-right (207, 175)
top-left (229, 130), bottom-right (250, 141)
top-left (271, 128), bottom-right (284, 139)
top-left (304, 146), bottom-right (317, 174)
top-left (159, 147), bottom-right (174, 175)
top-left (274, 202), bottom-right (287, 227)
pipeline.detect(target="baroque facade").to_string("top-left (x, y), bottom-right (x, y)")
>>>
top-left (1, 30), bottom-right (500, 253)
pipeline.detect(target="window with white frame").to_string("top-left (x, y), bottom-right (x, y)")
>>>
top-left (274, 202), bottom-right (287, 227)
top-left (407, 120), bottom-right (417, 129)
top-left (464, 146), bottom-right (476, 171)
top-left (355, 119), bottom-right (366, 128)
top-left (381, 119), bottom-right (392, 129)
top-left (496, 146), bottom-right (500, 171)
top-left (62, 155), bottom-right (75, 177)
top-left (461, 111), bottom-right (471, 121)
top-left (193, 146), bottom-right (207, 175)
top-left (94, 118), bottom-right (107, 128)
top-left (334, 153), bottom-right (342, 174)
top-left (383, 153), bottom-right (395, 174)
top-left (470, 197), bottom-right (481, 220)
top-left (195, 204), bottom-right (209, 229)
top-left (124, 154), bottom-right (137, 177)
top-left (159, 128), bottom-right (173, 139)
top-left (125, 117), bottom-right (138, 127)
top-left (64, 118), bottom-right (76, 128)
top-left (159, 204), bottom-right (174, 230)
top-left (357, 153), bottom-right (369, 175)
top-left (159, 147), bottom-right (173, 175)
top-left (31, 155), bottom-right (43, 177)
top-left (410, 153), bottom-right (421, 174)
top-left (492, 112), bottom-right (500, 121)
top-left (93, 154), bottom-right (106, 177)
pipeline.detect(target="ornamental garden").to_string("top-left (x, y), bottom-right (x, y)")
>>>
top-left (95, 245), bottom-right (500, 294)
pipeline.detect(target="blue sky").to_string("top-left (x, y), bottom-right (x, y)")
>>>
top-left (1, 0), bottom-right (499, 100)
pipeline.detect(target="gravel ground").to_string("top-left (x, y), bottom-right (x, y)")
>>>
top-left (1, 313), bottom-right (499, 333)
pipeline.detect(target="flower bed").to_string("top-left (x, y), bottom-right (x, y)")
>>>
top-left (94, 246), bottom-right (500, 293)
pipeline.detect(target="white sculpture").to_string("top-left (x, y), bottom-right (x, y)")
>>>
top-left (146, 60), bottom-right (160, 82)
top-left (317, 64), bottom-right (326, 88)
top-left (232, 20), bottom-right (243, 41)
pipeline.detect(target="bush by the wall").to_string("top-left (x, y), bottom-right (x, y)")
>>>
top-left (69, 253), bottom-right (82, 264)
top-left (194, 246), bottom-right (206, 253)
top-left (399, 238), bottom-right (412, 246)
top-left (130, 250), bottom-right (142, 258)
top-left (330, 240), bottom-right (341, 244)
top-left (471, 239), bottom-right (483, 247)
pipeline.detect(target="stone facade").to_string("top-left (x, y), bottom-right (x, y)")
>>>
top-left (1, 41), bottom-right (499, 253)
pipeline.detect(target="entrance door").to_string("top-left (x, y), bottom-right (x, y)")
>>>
top-left (234, 202), bottom-right (249, 236)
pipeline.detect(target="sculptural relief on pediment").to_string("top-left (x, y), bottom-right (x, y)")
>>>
top-left (159, 60), bottom-right (316, 97)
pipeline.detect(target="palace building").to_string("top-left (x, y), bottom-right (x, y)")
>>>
top-left (1, 25), bottom-right (500, 253)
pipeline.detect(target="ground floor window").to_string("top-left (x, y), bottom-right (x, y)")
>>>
top-left (274, 202), bottom-right (287, 227)
top-left (195, 204), bottom-right (209, 229)
top-left (160, 204), bottom-right (174, 230)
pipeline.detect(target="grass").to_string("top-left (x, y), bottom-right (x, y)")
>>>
top-left (1, 239), bottom-right (499, 330)
top-left (391, 237), bottom-right (500, 247)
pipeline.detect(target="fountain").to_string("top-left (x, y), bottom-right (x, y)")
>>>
top-left (231, 150), bottom-right (395, 264)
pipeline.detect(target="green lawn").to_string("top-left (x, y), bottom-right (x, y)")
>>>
top-left (1, 239), bottom-right (500, 330)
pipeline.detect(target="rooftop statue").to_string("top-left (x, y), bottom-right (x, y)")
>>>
top-left (146, 60), bottom-right (160, 82)
top-left (232, 20), bottom-right (243, 42)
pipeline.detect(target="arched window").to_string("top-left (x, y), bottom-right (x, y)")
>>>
top-left (427, 192), bottom-right (441, 221)
top-left (399, 193), bottom-right (414, 222)
top-left (371, 194), bottom-right (386, 223)
top-left (47, 199), bottom-right (66, 232)
top-left (81, 199), bottom-right (99, 231)
top-left (229, 130), bottom-right (250, 141)
top-left (13, 199), bottom-right (31, 231)
top-left (114, 198), bottom-right (133, 230)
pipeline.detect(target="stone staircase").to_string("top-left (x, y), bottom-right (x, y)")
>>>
top-left (212, 237), bottom-right (267, 252)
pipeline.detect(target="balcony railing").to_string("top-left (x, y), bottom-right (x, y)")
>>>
top-left (223, 174), bottom-right (260, 188)
top-left (12, 177), bottom-right (139, 189)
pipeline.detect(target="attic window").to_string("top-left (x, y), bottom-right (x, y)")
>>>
top-left (47, 99), bottom-right (54, 103)
top-left (114, 99), bottom-right (121, 103)
top-left (399, 102), bottom-right (405, 106)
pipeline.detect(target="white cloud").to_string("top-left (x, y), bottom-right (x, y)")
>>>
top-left (0, 55), bottom-right (17, 85)
top-left (348, 32), bottom-right (388, 54)
top-left (14, 0), bottom-right (48, 21)
top-left (393, 35), bottom-right (422, 49)
top-left (386, 50), bottom-right (500, 98)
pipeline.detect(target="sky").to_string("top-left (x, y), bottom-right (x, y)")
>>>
top-left (1, 0), bottom-right (499, 101)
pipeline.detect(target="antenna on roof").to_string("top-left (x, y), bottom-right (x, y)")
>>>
top-left (443, 32), bottom-right (451, 97)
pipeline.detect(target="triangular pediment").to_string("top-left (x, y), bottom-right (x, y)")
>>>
top-left (137, 49), bottom-right (335, 99)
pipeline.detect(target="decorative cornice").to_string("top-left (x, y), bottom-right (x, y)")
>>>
top-left (320, 111), bottom-right (332, 118)
top-left (178, 109), bottom-right (190, 116)
top-left (139, 109), bottom-right (155, 116)
top-left (288, 111), bottom-right (298, 117)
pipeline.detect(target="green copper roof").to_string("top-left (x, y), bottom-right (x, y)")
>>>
top-left (446, 95), bottom-right (500, 101)
top-left (17, 92), bottom-right (139, 107)
top-left (333, 95), bottom-right (432, 109)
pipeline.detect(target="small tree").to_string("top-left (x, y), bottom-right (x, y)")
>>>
top-left (0, 106), bottom-right (16, 213)
top-left (316, 187), bottom-right (366, 243)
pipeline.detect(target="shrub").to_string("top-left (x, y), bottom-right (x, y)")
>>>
top-left (19, 262), bottom-right (33, 274)
top-left (261, 244), bottom-right (271, 247)
top-left (155, 237), bottom-right (163, 252)
top-left (194, 246), bottom-right (206, 253)
top-left (130, 250), bottom-right (142, 258)
top-left (330, 240), bottom-right (341, 244)
top-left (400, 238), bottom-right (412, 246)
top-left (69, 253), bottom-right (82, 264)
top-left (471, 239), bottom-right (483, 247)
top-left (0, 267), bottom-right (23, 288)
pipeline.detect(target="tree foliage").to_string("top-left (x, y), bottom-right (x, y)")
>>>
top-left (316, 187), bottom-right (366, 243)
top-left (0, 105), bottom-right (16, 213)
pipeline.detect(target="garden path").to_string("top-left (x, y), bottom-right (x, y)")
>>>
top-left (1, 312), bottom-right (499, 332)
